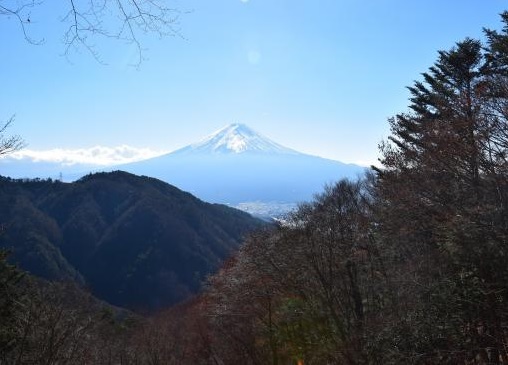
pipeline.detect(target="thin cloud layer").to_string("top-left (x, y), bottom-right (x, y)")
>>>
top-left (7, 145), bottom-right (168, 166)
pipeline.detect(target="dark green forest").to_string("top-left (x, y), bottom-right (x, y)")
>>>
top-left (4, 10), bottom-right (508, 365)
top-left (0, 171), bottom-right (264, 312)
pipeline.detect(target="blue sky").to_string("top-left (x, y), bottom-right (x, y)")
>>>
top-left (1, 0), bottom-right (507, 166)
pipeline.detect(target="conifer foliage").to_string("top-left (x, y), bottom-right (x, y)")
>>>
top-left (4, 9), bottom-right (508, 365)
top-left (376, 28), bottom-right (508, 363)
top-left (194, 11), bottom-right (508, 364)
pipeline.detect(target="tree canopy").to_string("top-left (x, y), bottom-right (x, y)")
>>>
top-left (4, 7), bottom-right (508, 365)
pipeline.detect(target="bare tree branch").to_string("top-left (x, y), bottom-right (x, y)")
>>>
top-left (1, 0), bottom-right (182, 65)
top-left (0, 116), bottom-right (25, 157)
top-left (0, 0), bottom-right (44, 45)
top-left (63, 0), bottom-right (182, 66)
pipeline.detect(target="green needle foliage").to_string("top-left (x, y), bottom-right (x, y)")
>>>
top-left (0, 249), bottom-right (24, 355)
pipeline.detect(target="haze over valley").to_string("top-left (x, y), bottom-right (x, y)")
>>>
top-left (0, 123), bottom-right (365, 217)
top-left (2, 1), bottom-right (508, 364)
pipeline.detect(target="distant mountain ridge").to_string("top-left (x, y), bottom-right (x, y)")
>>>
top-left (0, 171), bottom-right (264, 312)
top-left (0, 124), bottom-right (366, 213)
top-left (118, 124), bottom-right (366, 206)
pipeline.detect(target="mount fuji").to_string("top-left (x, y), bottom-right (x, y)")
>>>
top-left (116, 124), bottom-right (366, 210)
top-left (172, 123), bottom-right (299, 155)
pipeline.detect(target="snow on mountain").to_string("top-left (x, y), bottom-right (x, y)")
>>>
top-left (0, 123), bottom-right (367, 216)
top-left (172, 123), bottom-right (299, 155)
top-left (115, 123), bottom-right (367, 208)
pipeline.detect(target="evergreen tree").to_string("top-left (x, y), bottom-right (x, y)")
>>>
top-left (377, 34), bottom-right (508, 363)
top-left (0, 249), bottom-right (25, 358)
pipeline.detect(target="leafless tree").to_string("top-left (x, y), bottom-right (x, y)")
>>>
top-left (1, 0), bottom-right (182, 65)
top-left (203, 177), bottom-right (390, 365)
top-left (0, 117), bottom-right (24, 157)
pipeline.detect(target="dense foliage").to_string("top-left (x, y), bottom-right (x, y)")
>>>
top-left (143, 12), bottom-right (508, 364)
top-left (0, 171), bottom-right (264, 312)
top-left (4, 10), bottom-right (508, 365)
top-left (0, 267), bottom-right (135, 364)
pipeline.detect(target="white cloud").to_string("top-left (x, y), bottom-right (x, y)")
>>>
top-left (240, 0), bottom-right (249, 3)
top-left (7, 145), bottom-right (168, 166)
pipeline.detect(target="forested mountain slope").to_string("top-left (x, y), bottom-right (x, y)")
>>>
top-left (0, 171), bottom-right (264, 311)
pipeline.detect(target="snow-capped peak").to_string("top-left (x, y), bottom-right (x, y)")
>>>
top-left (172, 123), bottom-right (300, 155)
